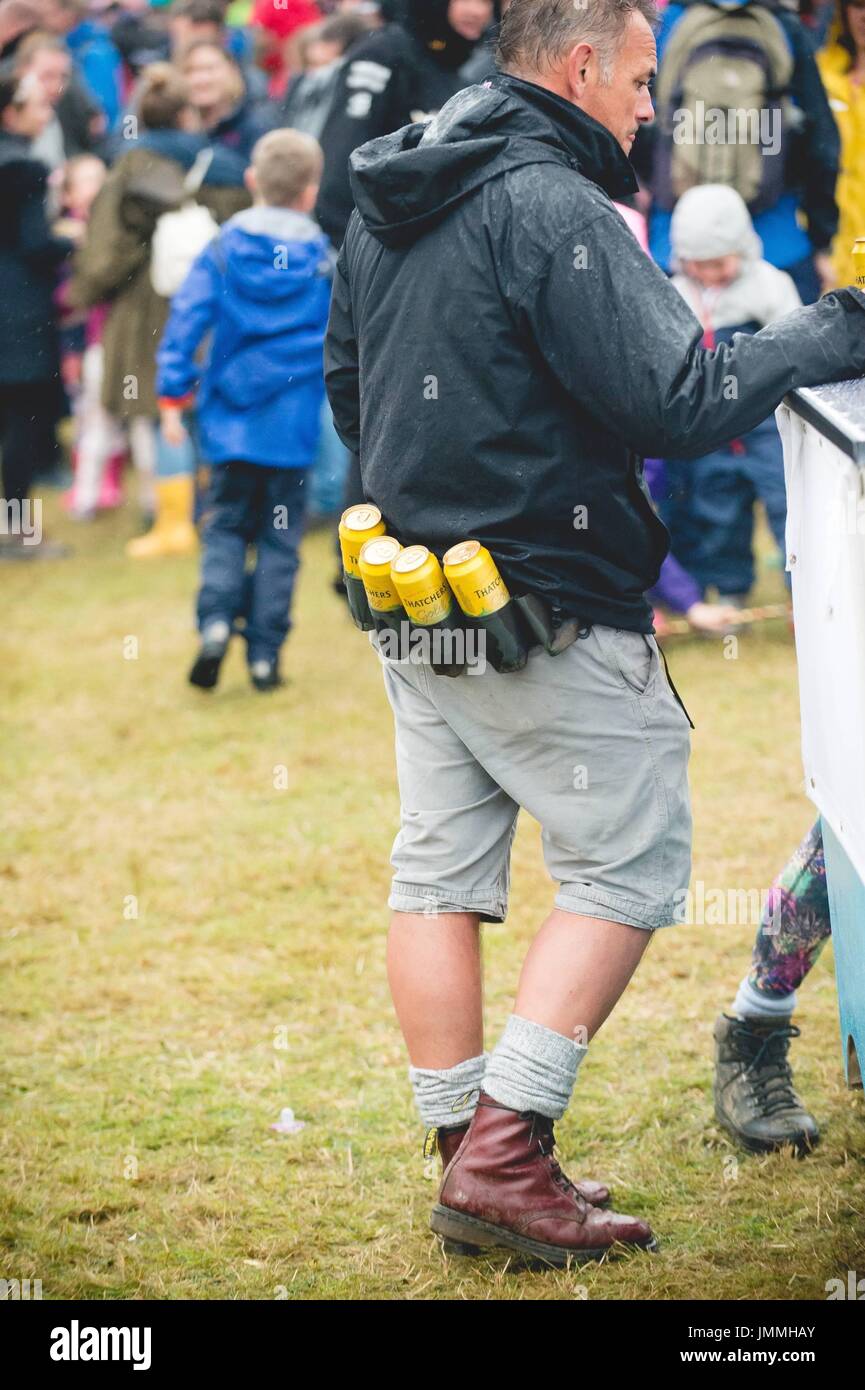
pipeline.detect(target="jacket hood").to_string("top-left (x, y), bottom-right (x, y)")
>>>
top-left (213, 206), bottom-right (332, 408)
top-left (400, 0), bottom-right (500, 71)
top-left (220, 206), bottom-right (330, 295)
top-left (349, 73), bottom-right (638, 249)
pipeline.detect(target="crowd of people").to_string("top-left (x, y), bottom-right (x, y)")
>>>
top-left (0, 28), bottom-right (858, 707)
top-left (2, 0), bottom-right (865, 620)
top-left (1, 0), bottom-right (862, 1260)
top-left (0, 0), bottom-right (502, 563)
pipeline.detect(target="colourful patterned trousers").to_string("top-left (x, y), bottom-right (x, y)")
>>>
top-left (750, 821), bottom-right (832, 997)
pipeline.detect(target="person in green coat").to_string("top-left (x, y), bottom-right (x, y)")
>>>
top-left (69, 62), bottom-right (249, 555)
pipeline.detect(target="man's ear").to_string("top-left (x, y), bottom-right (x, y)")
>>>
top-left (244, 165), bottom-right (257, 197)
top-left (565, 41), bottom-right (595, 100)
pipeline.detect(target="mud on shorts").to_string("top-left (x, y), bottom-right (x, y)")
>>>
top-left (377, 626), bottom-right (693, 930)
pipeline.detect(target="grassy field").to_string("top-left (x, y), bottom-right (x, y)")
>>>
top-left (1, 492), bottom-right (863, 1301)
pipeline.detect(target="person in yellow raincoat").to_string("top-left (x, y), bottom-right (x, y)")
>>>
top-left (818, 1), bottom-right (865, 287)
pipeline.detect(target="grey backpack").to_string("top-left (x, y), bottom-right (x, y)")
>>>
top-left (651, 1), bottom-right (796, 213)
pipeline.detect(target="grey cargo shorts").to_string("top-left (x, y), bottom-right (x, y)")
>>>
top-left (376, 625), bottom-right (692, 930)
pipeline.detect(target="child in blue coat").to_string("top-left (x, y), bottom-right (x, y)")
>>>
top-left (157, 127), bottom-right (332, 691)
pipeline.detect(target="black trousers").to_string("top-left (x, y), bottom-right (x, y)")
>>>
top-left (0, 381), bottom-right (59, 505)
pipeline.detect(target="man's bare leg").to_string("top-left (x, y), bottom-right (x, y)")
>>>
top-left (387, 911), bottom-right (483, 1067)
top-left (514, 909), bottom-right (652, 1042)
top-left (387, 907), bottom-right (650, 1065)
top-left (432, 908), bottom-right (660, 1258)
top-left (391, 902), bottom-right (656, 1231)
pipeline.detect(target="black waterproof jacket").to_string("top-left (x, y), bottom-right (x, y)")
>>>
top-left (325, 75), bottom-right (865, 633)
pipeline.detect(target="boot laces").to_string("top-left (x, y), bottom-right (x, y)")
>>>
top-left (734, 1021), bottom-right (802, 1117)
top-left (527, 1114), bottom-right (587, 1209)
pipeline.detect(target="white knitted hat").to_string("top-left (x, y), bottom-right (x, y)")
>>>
top-left (670, 184), bottom-right (763, 265)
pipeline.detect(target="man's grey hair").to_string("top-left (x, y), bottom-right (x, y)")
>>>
top-left (497, 0), bottom-right (658, 84)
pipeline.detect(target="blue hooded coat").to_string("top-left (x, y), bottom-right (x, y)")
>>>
top-left (157, 206), bottom-right (333, 469)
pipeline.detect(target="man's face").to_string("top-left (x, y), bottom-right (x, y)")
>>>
top-left (303, 38), bottom-right (344, 70)
top-left (568, 12), bottom-right (656, 155)
top-left (184, 47), bottom-right (231, 109)
top-left (448, 0), bottom-right (494, 42)
top-left (29, 49), bottom-right (71, 107)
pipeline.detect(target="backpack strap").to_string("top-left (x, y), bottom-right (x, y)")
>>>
top-left (183, 148), bottom-right (215, 201)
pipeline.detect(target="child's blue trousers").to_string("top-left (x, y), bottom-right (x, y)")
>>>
top-left (197, 460), bottom-right (307, 665)
top-left (661, 416), bottom-right (787, 597)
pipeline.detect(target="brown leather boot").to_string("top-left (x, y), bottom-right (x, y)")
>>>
top-left (435, 1123), bottom-right (470, 1169)
top-left (432, 1122), bottom-right (612, 1207)
top-left (431, 1092), bottom-right (657, 1266)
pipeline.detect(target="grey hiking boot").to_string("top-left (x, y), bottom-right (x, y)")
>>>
top-left (713, 1013), bottom-right (820, 1154)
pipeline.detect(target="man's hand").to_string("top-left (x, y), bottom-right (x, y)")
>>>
top-left (160, 405), bottom-right (188, 448)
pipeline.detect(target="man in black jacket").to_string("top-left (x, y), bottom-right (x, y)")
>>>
top-left (325, 0), bottom-right (865, 1266)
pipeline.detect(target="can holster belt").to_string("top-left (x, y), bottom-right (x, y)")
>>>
top-left (509, 593), bottom-right (589, 658)
top-left (342, 512), bottom-right (591, 675)
top-left (366, 588), bottom-right (589, 675)
top-left (341, 506), bottom-right (594, 675)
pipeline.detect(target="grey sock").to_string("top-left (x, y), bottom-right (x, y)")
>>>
top-left (731, 975), bottom-right (796, 1021)
top-left (408, 1052), bottom-right (489, 1129)
top-left (483, 1014), bottom-right (587, 1120)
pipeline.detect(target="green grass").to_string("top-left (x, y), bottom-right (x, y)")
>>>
top-left (1, 494), bottom-right (863, 1300)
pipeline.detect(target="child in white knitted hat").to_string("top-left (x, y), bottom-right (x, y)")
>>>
top-left (659, 185), bottom-right (801, 607)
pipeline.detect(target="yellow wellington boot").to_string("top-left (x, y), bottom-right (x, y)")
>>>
top-left (126, 475), bottom-right (199, 558)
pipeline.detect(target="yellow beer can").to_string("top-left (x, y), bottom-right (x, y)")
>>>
top-left (854, 237), bottom-right (865, 289)
top-left (391, 545), bottom-right (454, 626)
top-left (339, 504), bottom-right (385, 578)
top-left (339, 504), bottom-right (384, 631)
top-left (444, 537), bottom-right (529, 673)
top-left (443, 539), bottom-right (511, 618)
top-left (359, 535), bottom-right (404, 615)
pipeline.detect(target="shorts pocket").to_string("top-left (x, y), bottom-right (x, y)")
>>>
top-left (594, 627), bottom-right (657, 697)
